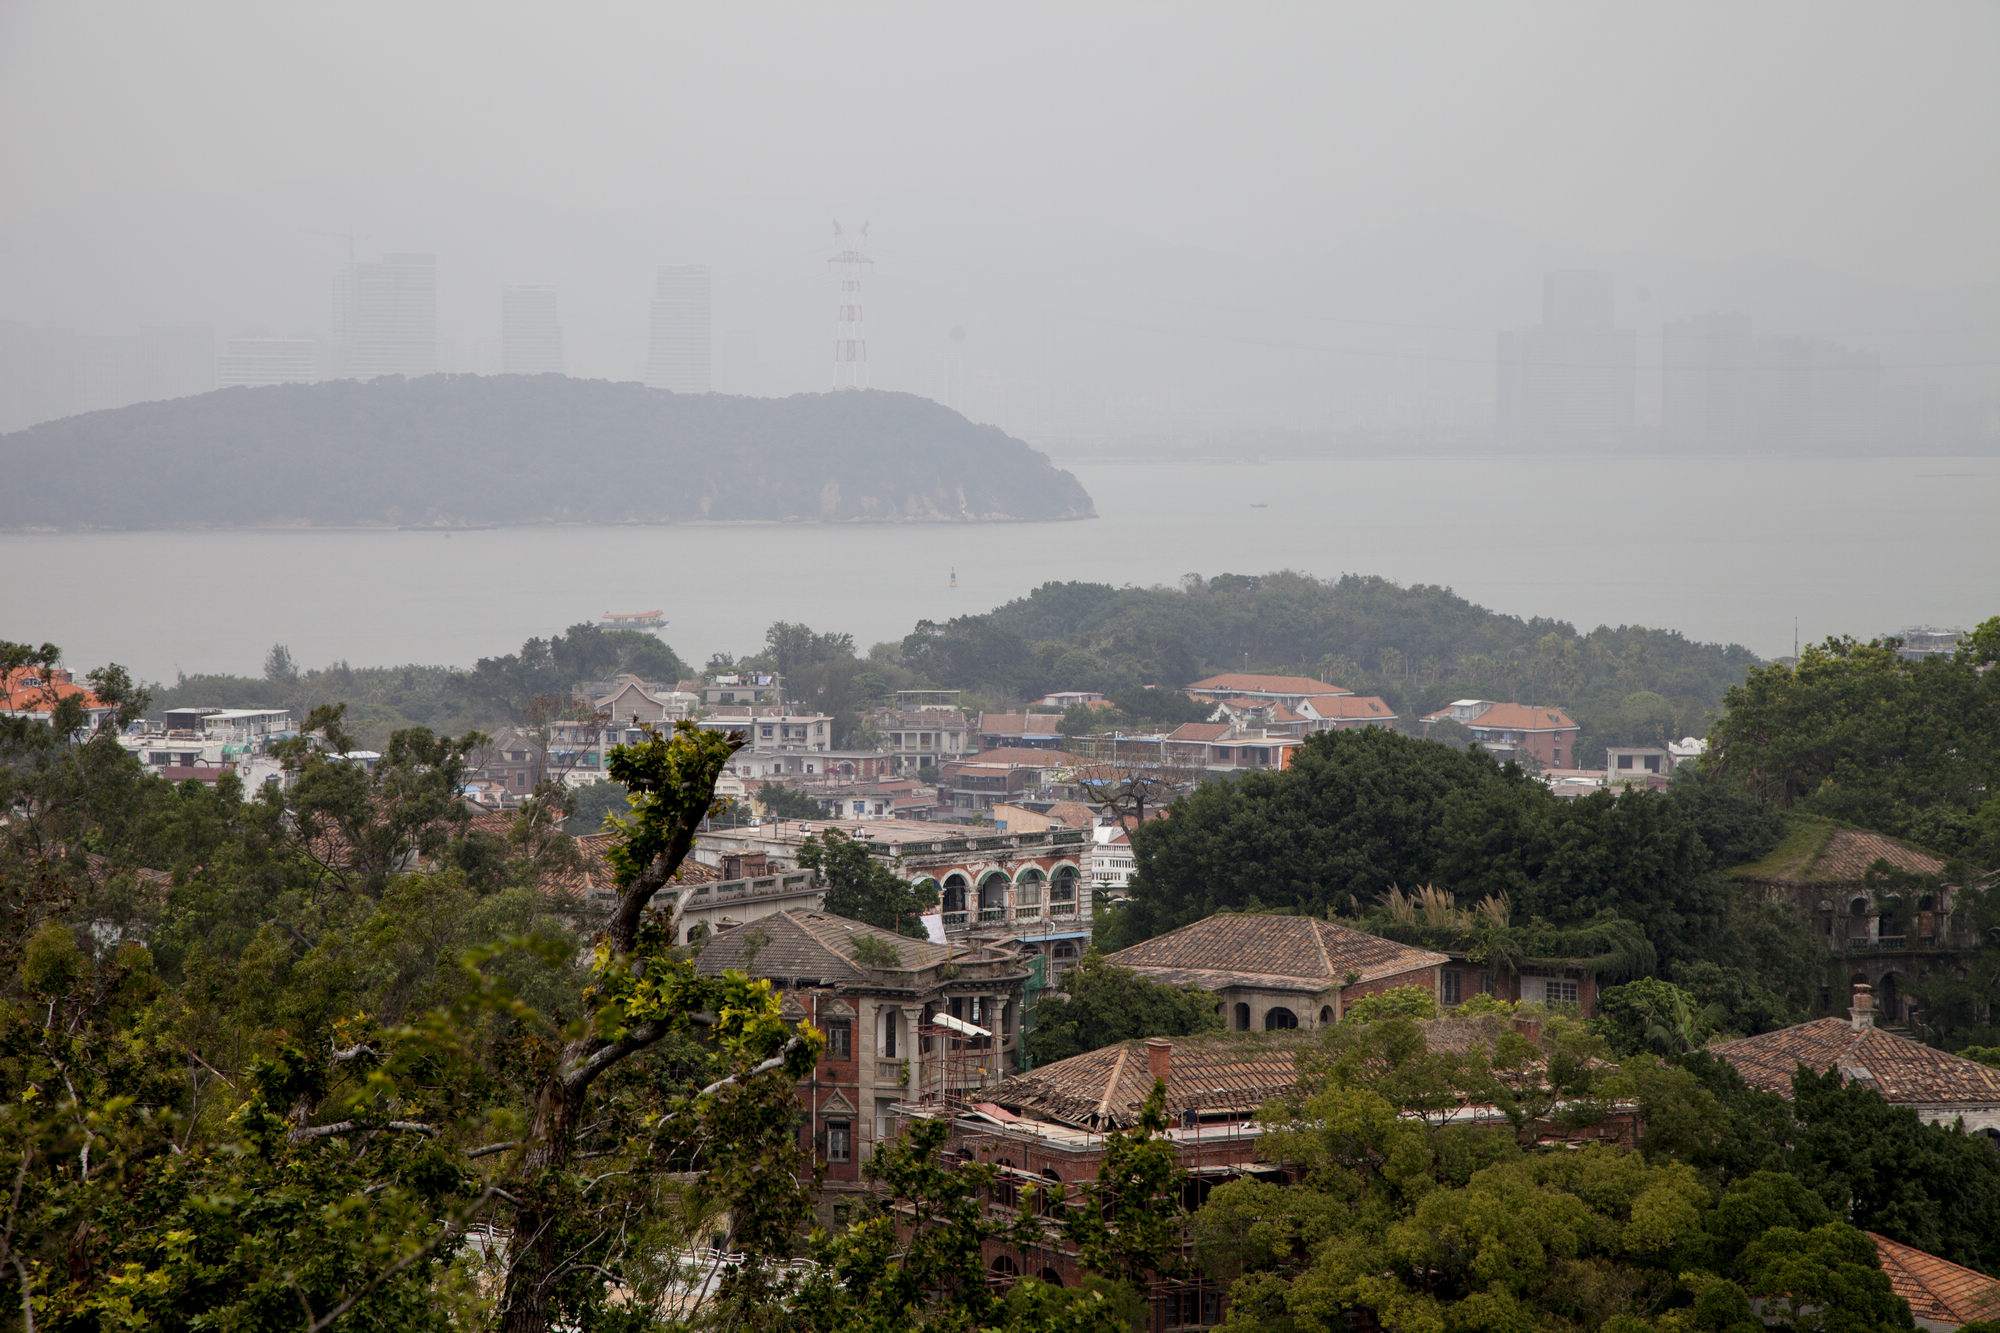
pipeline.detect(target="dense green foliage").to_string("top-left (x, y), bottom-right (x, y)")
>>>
top-left (897, 572), bottom-right (1757, 764)
top-left (1021, 950), bottom-right (1225, 1066)
top-left (0, 378), bottom-right (1094, 528)
top-left (1104, 729), bottom-right (1780, 979)
top-left (1196, 1014), bottom-right (1934, 1333)
top-left (1, 646), bottom-right (823, 1333)
top-left (1709, 619), bottom-right (2000, 863)
top-left (794, 829), bottom-right (939, 938)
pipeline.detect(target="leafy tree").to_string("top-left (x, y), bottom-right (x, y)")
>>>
top-left (562, 777), bottom-right (630, 834)
top-left (1595, 978), bottom-right (1717, 1056)
top-left (1021, 951), bottom-right (1223, 1066)
top-left (757, 780), bottom-right (828, 821)
top-left (794, 828), bottom-right (938, 937)
top-left (1709, 621), bottom-right (2000, 857)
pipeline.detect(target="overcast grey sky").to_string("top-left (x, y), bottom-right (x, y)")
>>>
top-left (2, 1), bottom-right (1994, 419)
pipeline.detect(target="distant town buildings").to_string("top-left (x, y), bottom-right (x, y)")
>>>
top-left (1497, 269), bottom-right (1637, 448)
top-left (500, 284), bottom-right (565, 375)
top-left (1664, 312), bottom-right (1883, 450)
top-left (645, 264), bottom-right (712, 393)
top-left (1421, 699), bottom-right (1580, 768)
top-left (333, 253), bottom-right (438, 381)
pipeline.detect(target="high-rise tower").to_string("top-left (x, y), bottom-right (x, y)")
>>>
top-left (645, 265), bottom-right (711, 393)
top-left (501, 285), bottom-right (565, 375)
top-left (333, 254), bottom-right (437, 380)
top-left (830, 222), bottom-right (872, 390)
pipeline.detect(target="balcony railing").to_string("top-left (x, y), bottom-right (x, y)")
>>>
top-left (978, 907), bottom-right (1009, 923)
top-left (1014, 906), bottom-right (1043, 920)
top-left (1050, 902), bottom-right (1078, 917)
top-left (942, 911), bottom-right (969, 928)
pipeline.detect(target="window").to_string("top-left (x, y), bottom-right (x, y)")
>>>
top-left (825, 1120), bottom-right (851, 1162)
top-left (1233, 1002), bottom-right (1250, 1031)
top-left (826, 1020), bottom-right (852, 1059)
top-left (881, 1010), bottom-right (899, 1059)
top-left (1617, 754), bottom-right (1634, 769)
top-left (1264, 1007), bottom-right (1297, 1030)
top-left (1545, 979), bottom-right (1578, 1005)
top-left (1441, 970), bottom-right (1462, 1006)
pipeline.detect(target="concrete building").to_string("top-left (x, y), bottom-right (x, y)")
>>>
top-left (1664, 312), bottom-right (1884, 451)
top-left (1497, 269), bottom-right (1636, 449)
top-left (217, 337), bottom-right (318, 388)
top-left (645, 264), bottom-right (711, 393)
top-left (334, 254), bottom-right (437, 380)
top-left (867, 706), bottom-right (970, 774)
top-left (501, 284), bottom-right (565, 375)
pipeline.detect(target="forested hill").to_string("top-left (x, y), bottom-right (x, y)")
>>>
top-left (0, 375), bottom-right (1096, 529)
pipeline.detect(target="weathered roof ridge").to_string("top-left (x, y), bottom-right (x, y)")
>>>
top-left (1869, 1231), bottom-right (2000, 1326)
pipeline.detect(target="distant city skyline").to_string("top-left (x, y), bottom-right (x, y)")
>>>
top-left (500, 284), bottom-right (564, 376)
top-left (645, 265), bottom-right (711, 394)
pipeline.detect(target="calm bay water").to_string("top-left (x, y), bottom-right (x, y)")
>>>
top-left (3, 455), bottom-right (1995, 683)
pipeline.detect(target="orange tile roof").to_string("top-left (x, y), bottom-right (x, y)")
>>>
top-left (1810, 828), bottom-right (1947, 882)
top-left (1166, 722), bottom-right (1232, 742)
top-left (1438, 702), bottom-right (1576, 732)
top-left (1106, 913), bottom-right (1448, 992)
top-left (1185, 673), bottom-right (1350, 698)
top-left (1710, 1018), bottom-right (2000, 1106)
top-left (1307, 694), bottom-right (1397, 720)
top-left (1870, 1232), bottom-right (2000, 1326)
top-left (0, 666), bottom-right (108, 714)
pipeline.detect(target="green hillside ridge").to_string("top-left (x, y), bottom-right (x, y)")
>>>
top-left (0, 374), bottom-right (1096, 529)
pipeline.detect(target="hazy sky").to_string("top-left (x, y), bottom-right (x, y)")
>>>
top-left (3, 2), bottom-right (1995, 416)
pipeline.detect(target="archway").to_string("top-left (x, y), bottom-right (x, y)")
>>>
top-left (1015, 867), bottom-right (1045, 914)
top-left (978, 871), bottom-right (1011, 919)
top-left (1318, 1006), bottom-right (1333, 1026)
top-left (1265, 1007), bottom-right (1298, 1031)
top-left (989, 1255), bottom-right (1019, 1290)
top-left (941, 874), bottom-right (969, 914)
top-left (1050, 866), bottom-right (1079, 914)
top-left (1878, 972), bottom-right (1902, 1023)
top-left (1233, 1002), bottom-right (1250, 1031)
top-left (1039, 1267), bottom-right (1064, 1287)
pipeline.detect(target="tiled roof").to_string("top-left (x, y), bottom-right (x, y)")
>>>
top-left (1, 666), bottom-right (108, 715)
top-left (953, 747), bottom-right (1075, 767)
top-left (1166, 722), bottom-right (1231, 743)
top-left (1106, 914), bottom-right (1448, 991)
top-left (985, 1016), bottom-right (1539, 1131)
top-left (1870, 1232), bottom-right (2000, 1327)
top-left (694, 909), bottom-right (957, 981)
top-left (983, 1032), bottom-right (1317, 1129)
top-left (1307, 695), bottom-right (1397, 720)
top-left (1043, 800), bottom-right (1101, 830)
top-left (1185, 673), bottom-right (1350, 698)
top-left (1709, 1018), bottom-right (2000, 1105)
top-left (1462, 702), bottom-right (1577, 732)
top-left (1811, 829), bottom-right (1947, 880)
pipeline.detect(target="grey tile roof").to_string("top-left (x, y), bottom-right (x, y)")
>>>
top-left (1106, 913), bottom-right (1448, 991)
top-left (693, 909), bottom-right (955, 982)
top-left (1710, 1018), bottom-right (2000, 1105)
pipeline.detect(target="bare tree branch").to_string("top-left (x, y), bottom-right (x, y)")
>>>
top-left (288, 1120), bottom-right (438, 1144)
top-left (696, 1032), bottom-right (808, 1099)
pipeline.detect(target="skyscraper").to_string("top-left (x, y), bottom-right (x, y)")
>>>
top-left (333, 253), bottom-right (437, 380)
top-left (217, 337), bottom-right (319, 388)
top-left (501, 285), bottom-right (565, 375)
top-left (645, 265), bottom-right (711, 393)
top-left (1496, 269), bottom-right (1636, 448)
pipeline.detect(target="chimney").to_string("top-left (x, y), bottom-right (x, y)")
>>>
top-left (1850, 981), bottom-right (1874, 1029)
top-left (1144, 1038), bottom-right (1172, 1085)
top-left (1511, 1017), bottom-right (1543, 1047)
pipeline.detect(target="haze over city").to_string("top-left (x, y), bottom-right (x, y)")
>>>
top-left (3, 2), bottom-right (1995, 441)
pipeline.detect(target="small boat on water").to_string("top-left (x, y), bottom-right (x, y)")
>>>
top-left (600, 610), bottom-right (667, 630)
